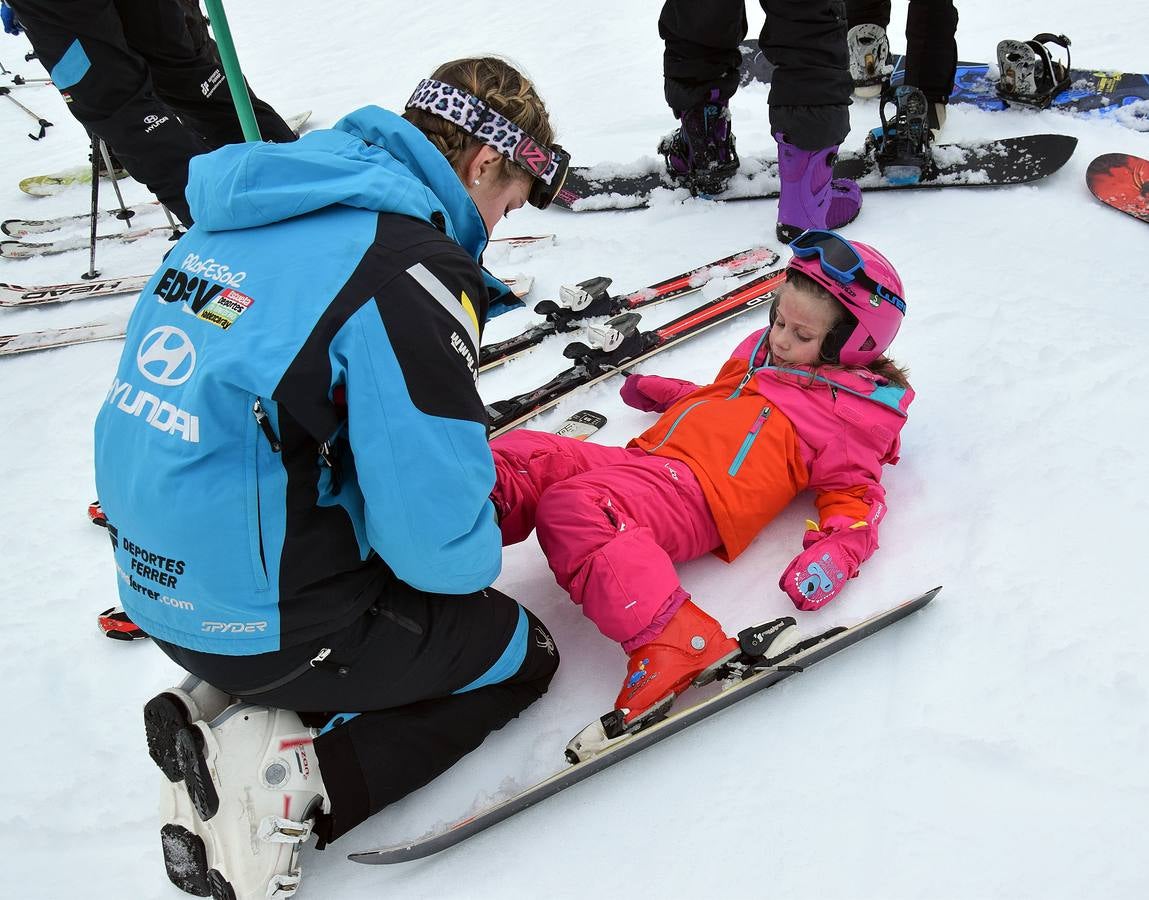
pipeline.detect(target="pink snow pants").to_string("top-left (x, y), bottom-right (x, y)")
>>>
top-left (490, 429), bottom-right (722, 651)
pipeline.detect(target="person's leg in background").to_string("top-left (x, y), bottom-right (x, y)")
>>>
top-left (764, 0), bottom-right (862, 240)
top-left (115, 0), bottom-right (296, 147)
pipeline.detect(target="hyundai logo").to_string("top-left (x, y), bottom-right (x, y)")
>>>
top-left (136, 326), bottom-right (196, 386)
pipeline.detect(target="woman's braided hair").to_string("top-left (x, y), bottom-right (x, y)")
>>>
top-left (403, 56), bottom-right (554, 184)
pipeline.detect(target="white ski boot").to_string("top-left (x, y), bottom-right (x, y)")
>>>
top-left (146, 675), bottom-right (234, 782)
top-left (156, 702), bottom-right (330, 899)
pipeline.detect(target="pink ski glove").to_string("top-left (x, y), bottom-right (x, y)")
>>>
top-left (779, 523), bottom-right (870, 611)
top-left (619, 374), bottom-right (698, 412)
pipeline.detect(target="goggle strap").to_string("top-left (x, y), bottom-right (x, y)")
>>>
top-left (406, 78), bottom-right (563, 187)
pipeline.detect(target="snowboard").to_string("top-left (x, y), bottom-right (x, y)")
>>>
top-left (739, 40), bottom-right (1149, 130)
top-left (1086, 153), bottom-right (1149, 224)
top-left (18, 111), bottom-right (314, 197)
top-left (554, 134), bottom-right (1077, 211)
top-left (350, 586), bottom-right (941, 863)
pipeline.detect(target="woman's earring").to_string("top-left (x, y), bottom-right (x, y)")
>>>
top-left (472, 179), bottom-right (481, 186)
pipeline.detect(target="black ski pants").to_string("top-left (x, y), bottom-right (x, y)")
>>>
top-left (847, 0), bottom-right (959, 104)
top-left (155, 577), bottom-right (560, 845)
top-left (659, 0), bottom-right (854, 150)
top-left (8, 0), bottom-right (296, 225)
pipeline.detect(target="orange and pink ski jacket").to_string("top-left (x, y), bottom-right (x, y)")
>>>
top-left (626, 326), bottom-right (914, 563)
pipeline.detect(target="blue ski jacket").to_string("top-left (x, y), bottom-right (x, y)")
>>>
top-left (93, 107), bottom-right (508, 654)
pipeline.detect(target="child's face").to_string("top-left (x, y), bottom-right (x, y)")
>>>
top-left (769, 282), bottom-right (839, 367)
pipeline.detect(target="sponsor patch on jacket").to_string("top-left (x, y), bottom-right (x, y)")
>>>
top-left (196, 287), bottom-right (254, 330)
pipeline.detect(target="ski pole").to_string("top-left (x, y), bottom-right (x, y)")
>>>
top-left (96, 138), bottom-right (135, 227)
top-left (0, 85), bottom-right (51, 139)
top-left (11, 74), bottom-right (52, 85)
top-left (159, 203), bottom-right (183, 239)
top-left (201, 0), bottom-right (261, 141)
top-left (81, 133), bottom-right (101, 281)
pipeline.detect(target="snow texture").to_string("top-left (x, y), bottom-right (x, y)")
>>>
top-left (0, 1), bottom-right (1147, 898)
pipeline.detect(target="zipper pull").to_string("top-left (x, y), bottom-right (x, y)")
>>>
top-left (253, 399), bottom-right (282, 452)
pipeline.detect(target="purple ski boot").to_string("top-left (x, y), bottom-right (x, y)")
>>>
top-left (657, 90), bottom-right (739, 195)
top-left (775, 134), bottom-right (862, 243)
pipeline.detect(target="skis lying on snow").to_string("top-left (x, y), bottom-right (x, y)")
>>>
top-left (0, 277), bottom-right (535, 356)
top-left (0, 320), bottom-right (129, 356)
top-left (349, 586), bottom-right (941, 864)
top-left (92, 410), bottom-right (609, 641)
top-left (479, 245), bottom-right (780, 371)
top-left (0, 206), bottom-right (554, 243)
top-left (0, 237), bottom-right (550, 307)
top-left (0, 224), bottom-right (182, 259)
top-left (2, 201), bottom-right (164, 237)
top-left (0, 229), bottom-right (552, 262)
top-left (0, 274), bottom-right (151, 308)
top-left (487, 267), bottom-right (786, 437)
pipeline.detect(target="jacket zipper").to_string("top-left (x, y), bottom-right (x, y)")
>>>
top-left (647, 399), bottom-right (711, 452)
top-left (728, 405), bottom-right (772, 476)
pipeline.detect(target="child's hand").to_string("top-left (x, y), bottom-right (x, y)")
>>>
top-left (619, 373), bottom-right (698, 412)
top-left (779, 523), bottom-right (869, 611)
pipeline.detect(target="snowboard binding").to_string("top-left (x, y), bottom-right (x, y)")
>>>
top-left (868, 84), bottom-right (935, 186)
top-left (657, 99), bottom-right (740, 196)
top-left (995, 33), bottom-right (1072, 109)
top-left (847, 24), bottom-right (892, 99)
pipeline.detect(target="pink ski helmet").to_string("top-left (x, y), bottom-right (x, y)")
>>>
top-left (786, 229), bottom-right (906, 366)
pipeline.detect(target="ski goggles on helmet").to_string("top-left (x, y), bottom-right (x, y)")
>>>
top-left (406, 78), bottom-right (570, 210)
top-left (788, 229), bottom-right (906, 314)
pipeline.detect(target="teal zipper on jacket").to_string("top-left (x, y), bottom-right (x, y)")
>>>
top-left (728, 404), bottom-right (772, 476)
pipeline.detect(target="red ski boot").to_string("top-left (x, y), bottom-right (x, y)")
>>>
top-left (614, 600), bottom-right (739, 729)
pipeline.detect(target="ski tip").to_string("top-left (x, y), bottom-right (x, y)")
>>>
top-left (912, 585), bottom-right (943, 607)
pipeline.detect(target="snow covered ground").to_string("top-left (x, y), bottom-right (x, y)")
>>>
top-left (1, 1), bottom-right (1147, 897)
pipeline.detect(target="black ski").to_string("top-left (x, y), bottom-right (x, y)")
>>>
top-left (349, 586), bottom-right (941, 864)
top-left (479, 246), bottom-right (780, 371)
top-left (487, 267), bottom-right (785, 437)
